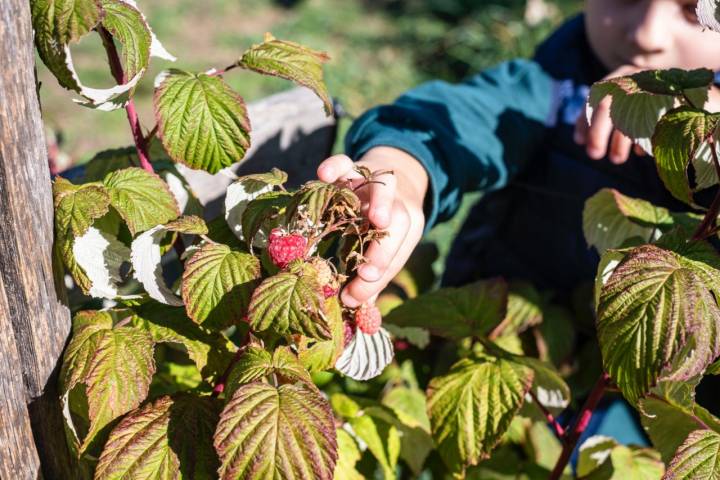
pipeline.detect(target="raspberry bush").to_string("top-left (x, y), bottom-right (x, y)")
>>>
top-left (31, 0), bottom-right (720, 478)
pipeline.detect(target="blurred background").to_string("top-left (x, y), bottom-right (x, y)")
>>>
top-left (38, 0), bottom-right (582, 169)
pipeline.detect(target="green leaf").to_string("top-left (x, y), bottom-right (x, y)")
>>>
top-left (225, 345), bottom-right (313, 400)
top-left (578, 436), bottom-right (619, 477)
top-left (241, 191), bottom-right (292, 248)
top-left (516, 356), bottom-right (571, 415)
top-left (103, 167), bottom-right (180, 236)
top-left (632, 69), bottom-right (714, 97)
top-left (384, 278), bottom-right (508, 340)
top-left (297, 296), bottom-right (345, 372)
top-left (239, 33), bottom-right (333, 115)
top-left (131, 301), bottom-right (235, 381)
top-left (54, 177), bottom-right (111, 237)
top-left (588, 77), bottom-right (674, 152)
top-left (334, 429), bottom-right (363, 480)
top-left (583, 188), bottom-right (672, 253)
top-left (495, 282), bottom-right (543, 336)
top-left (165, 215), bottom-right (208, 235)
top-left (31, 0), bottom-right (102, 45)
top-left (382, 386), bottom-right (431, 433)
top-left (60, 310), bottom-right (155, 454)
top-left (665, 429), bottom-right (720, 480)
top-left (597, 244), bottom-right (720, 404)
top-left (348, 410), bottom-right (402, 479)
top-left (224, 168), bottom-right (288, 243)
top-left (427, 350), bottom-right (534, 473)
top-left (214, 381), bottom-right (337, 479)
top-left (154, 69), bottom-right (251, 174)
top-left (99, 0), bottom-right (151, 81)
top-left (248, 262), bottom-right (330, 339)
top-left (652, 107), bottom-right (720, 205)
top-left (182, 243), bottom-right (261, 328)
top-left (578, 441), bottom-right (664, 480)
top-left (95, 394), bottom-right (220, 479)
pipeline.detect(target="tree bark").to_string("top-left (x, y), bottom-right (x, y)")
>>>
top-left (0, 0), bottom-right (76, 477)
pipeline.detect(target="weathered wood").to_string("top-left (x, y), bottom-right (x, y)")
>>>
top-left (0, 0), bottom-right (76, 477)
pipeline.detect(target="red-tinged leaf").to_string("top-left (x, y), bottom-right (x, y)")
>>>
top-left (214, 382), bottom-right (337, 480)
top-left (95, 394), bottom-right (221, 479)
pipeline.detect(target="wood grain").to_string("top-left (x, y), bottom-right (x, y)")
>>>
top-left (0, 0), bottom-right (76, 477)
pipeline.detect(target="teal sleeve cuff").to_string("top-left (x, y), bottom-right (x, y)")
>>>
top-left (344, 109), bottom-right (442, 233)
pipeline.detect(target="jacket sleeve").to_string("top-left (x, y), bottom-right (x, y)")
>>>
top-left (344, 59), bottom-right (556, 229)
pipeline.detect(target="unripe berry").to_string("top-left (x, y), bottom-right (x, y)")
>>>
top-left (354, 303), bottom-right (382, 335)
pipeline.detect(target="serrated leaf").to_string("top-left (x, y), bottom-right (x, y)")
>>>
top-left (698, 0), bottom-right (720, 33)
top-left (103, 167), bottom-right (180, 236)
top-left (384, 278), bottom-right (508, 339)
top-left (248, 264), bottom-right (329, 339)
top-left (427, 350), bottom-right (534, 473)
top-left (495, 282), bottom-right (543, 336)
top-left (154, 69), bottom-right (251, 174)
top-left (578, 436), bottom-right (618, 477)
top-left (225, 346), bottom-right (312, 400)
top-left (99, 0), bottom-right (151, 81)
top-left (516, 356), bottom-right (571, 415)
top-left (225, 180), bottom-right (274, 244)
top-left (652, 107), bottom-right (720, 205)
top-left (130, 225), bottom-right (183, 305)
top-left (165, 215), bottom-right (208, 235)
top-left (239, 33), bottom-right (332, 115)
top-left (583, 188), bottom-right (672, 253)
top-left (95, 394), bottom-right (220, 479)
top-left (335, 327), bottom-right (394, 381)
top-left (588, 77), bottom-right (674, 152)
top-left (297, 295), bottom-right (345, 372)
top-left (60, 310), bottom-right (155, 454)
top-left (31, 0), bottom-right (102, 44)
top-left (53, 178), bottom-right (114, 295)
top-left (334, 428), bottom-right (363, 480)
top-left (72, 226), bottom-right (130, 298)
top-left (181, 243), bottom-right (260, 328)
top-left (31, 0), bottom-right (145, 109)
top-left (131, 301), bottom-right (235, 380)
top-left (597, 244), bottom-right (720, 404)
top-left (241, 191), bottom-right (292, 248)
top-left (665, 429), bottom-right (720, 480)
top-left (214, 381), bottom-right (337, 480)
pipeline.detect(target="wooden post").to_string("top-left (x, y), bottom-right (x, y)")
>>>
top-left (0, 0), bottom-right (76, 477)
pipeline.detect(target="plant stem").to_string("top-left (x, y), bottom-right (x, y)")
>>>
top-left (97, 27), bottom-right (154, 173)
top-left (211, 332), bottom-right (250, 397)
top-left (529, 389), bottom-right (565, 438)
top-left (549, 372), bottom-right (610, 480)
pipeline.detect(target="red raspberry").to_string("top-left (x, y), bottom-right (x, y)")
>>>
top-left (354, 303), bottom-right (382, 335)
top-left (268, 228), bottom-right (307, 268)
top-left (322, 284), bottom-right (338, 298)
top-left (343, 321), bottom-right (355, 347)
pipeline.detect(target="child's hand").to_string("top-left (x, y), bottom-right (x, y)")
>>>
top-left (317, 147), bottom-right (428, 308)
top-left (575, 66), bottom-right (720, 164)
top-left (574, 65), bottom-right (645, 164)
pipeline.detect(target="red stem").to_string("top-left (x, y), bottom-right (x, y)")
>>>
top-left (98, 27), bottom-right (154, 173)
top-left (212, 332), bottom-right (250, 397)
top-left (549, 372), bottom-right (610, 480)
top-left (529, 389), bottom-right (565, 438)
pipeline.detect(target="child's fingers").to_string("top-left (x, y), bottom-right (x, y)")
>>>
top-left (609, 130), bottom-right (633, 164)
top-left (367, 171), bottom-right (396, 229)
top-left (586, 98), bottom-right (614, 160)
top-left (341, 201), bottom-right (411, 308)
top-left (317, 154), bottom-right (357, 183)
top-left (574, 110), bottom-right (589, 145)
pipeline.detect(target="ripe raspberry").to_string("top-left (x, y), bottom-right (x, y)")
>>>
top-left (354, 303), bottom-right (382, 335)
top-left (322, 284), bottom-right (338, 298)
top-left (268, 228), bottom-right (307, 268)
top-left (343, 321), bottom-right (355, 347)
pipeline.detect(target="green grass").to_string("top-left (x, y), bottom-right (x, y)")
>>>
top-left (39, 0), bottom-right (580, 165)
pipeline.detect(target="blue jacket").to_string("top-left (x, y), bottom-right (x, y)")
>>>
top-left (344, 15), bottom-right (688, 291)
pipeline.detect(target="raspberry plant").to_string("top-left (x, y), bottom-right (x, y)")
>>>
top-left (32, 0), bottom-right (720, 478)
